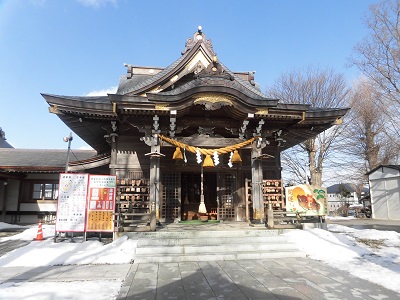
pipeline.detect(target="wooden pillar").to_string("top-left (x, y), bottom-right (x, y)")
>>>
top-left (109, 133), bottom-right (118, 176)
top-left (149, 137), bottom-right (160, 231)
top-left (1, 180), bottom-right (8, 222)
top-left (251, 143), bottom-right (264, 223)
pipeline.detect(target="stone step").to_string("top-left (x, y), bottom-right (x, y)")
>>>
top-left (134, 249), bottom-right (304, 263)
top-left (135, 241), bottom-right (299, 255)
top-left (137, 235), bottom-right (287, 246)
top-left (132, 229), bottom-right (306, 263)
top-left (123, 229), bottom-right (291, 240)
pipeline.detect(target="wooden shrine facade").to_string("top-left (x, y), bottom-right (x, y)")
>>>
top-left (42, 27), bottom-right (348, 231)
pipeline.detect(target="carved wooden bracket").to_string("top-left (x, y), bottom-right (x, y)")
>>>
top-left (193, 93), bottom-right (233, 110)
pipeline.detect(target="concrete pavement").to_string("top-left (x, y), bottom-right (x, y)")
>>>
top-left (2, 258), bottom-right (398, 299)
top-left (2, 220), bottom-right (400, 299)
top-left (116, 258), bottom-right (400, 300)
top-left (0, 263), bottom-right (131, 283)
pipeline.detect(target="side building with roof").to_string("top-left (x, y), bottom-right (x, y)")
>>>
top-left (367, 165), bottom-right (400, 220)
top-left (0, 129), bottom-right (106, 223)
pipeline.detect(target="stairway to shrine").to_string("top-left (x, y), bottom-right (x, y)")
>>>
top-left (124, 228), bottom-right (306, 263)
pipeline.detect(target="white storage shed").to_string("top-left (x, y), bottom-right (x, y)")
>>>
top-left (367, 165), bottom-right (400, 220)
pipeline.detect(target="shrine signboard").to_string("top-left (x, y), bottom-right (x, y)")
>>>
top-left (86, 175), bottom-right (116, 232)
top-left (56, 173), bottom-right (89, 232)
top-left (55, 173), bottom-right (116, 234)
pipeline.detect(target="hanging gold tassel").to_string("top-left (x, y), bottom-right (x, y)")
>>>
top-left (203, 154), bottom-right (214, 167)
top-left (172, 147), bottom-right (183, 160)
top-left (231, 150), bottom-right (242, 163)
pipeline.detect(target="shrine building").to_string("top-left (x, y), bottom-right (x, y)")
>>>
top-left (23, 27), bottom-right (346, 230)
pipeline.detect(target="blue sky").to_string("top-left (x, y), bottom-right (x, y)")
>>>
top-left (0, 0), bottom-right (377, 150)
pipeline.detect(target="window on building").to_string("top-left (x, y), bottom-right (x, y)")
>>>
top-left (33, 183), bottom-right (59, 200)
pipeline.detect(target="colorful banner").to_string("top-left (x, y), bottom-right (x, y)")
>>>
top-left (86, 175), bottom-right (116, 232)
top-left (56, 173), bottom-right (89, 232)
top-left (285, 184), bottom-right (328, 216)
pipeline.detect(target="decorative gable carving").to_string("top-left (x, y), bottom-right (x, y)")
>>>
top-left (187, 50), bottom-right (211, 73)
top-left (181, 26), bottom-right (215, 56)
top-left (193, 93), bottom-right (233, 110)
top-left (195, 55), bottom-right (234, 81)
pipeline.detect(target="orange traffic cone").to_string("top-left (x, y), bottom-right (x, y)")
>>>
top-left (34, 220), bottom-right (44, 241)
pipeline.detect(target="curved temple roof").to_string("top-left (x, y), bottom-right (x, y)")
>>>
top-left (42, 26), bottom-right (349, 154)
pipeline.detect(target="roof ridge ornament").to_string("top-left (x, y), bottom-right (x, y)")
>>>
top-left (181, 26), bottom-right (215, 55)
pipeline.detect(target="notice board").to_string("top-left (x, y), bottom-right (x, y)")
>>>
top-left (86, 175), bottom-right (116, 232)
top-left (55, 173), bottom-right (116, 234)
top-left (56, 173), bottom-right (89, 232)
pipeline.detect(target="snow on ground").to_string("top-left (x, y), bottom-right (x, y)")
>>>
top-left (0, 281), bottom-right (121, 300)
top-left (0, 224), bottom-right (137, 267)
top-left (0, 223), bottom-right (136, 300)
top-left (284, 222), bottom-right (400, 294)
top-left (1, 219), bottom-right (400, 299)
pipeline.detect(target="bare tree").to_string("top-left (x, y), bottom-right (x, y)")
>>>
top-left (347, 79), bottom-right (385, 170)
top-left (351, 0), bottom-right (400, 139)
top-left (267, 67), bottom-right (350, 187)
top-left (342, 77), bottom-right (399, 173)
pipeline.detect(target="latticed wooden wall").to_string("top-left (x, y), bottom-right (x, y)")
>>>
top-left (161, 173), bottom-right (180, 220)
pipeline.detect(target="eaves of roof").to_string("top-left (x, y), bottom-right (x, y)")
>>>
top-left (0, 149), bottom-right (98, 169)
top-left (42, 94), bottom-right (117, 119)
top-left (276, 103), bottom-right (312, 111)
top-left (42, 93), bottom-right (110, 105)
top-left (305, 108), bottom-right (350, 118)
top-left (0, 166), bottom-right (65, 173)
top-left (366, 164), bottom-right (400, 176)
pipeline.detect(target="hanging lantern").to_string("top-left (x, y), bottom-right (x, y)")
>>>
top-left (172, 147), bottom-right (183, 160)
top-left (231, 150), bottom-right (242, 163)
top-left (202, 154), bottom-right (214, 167)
